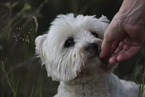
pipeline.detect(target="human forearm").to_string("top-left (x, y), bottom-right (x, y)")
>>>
top-left (118, 0), bottom-right (145, 26)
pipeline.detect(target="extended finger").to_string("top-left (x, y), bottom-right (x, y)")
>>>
top-left (117, 46), bottom-right (141, 62)
top-left (111, 40), bottom-right (119, 53)
top-left (113, 41), bottom-right (124, 54)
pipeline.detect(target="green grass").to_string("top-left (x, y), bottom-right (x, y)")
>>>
top-left (1, 61), bottom-right (19, 97)
top-left (138, 69), bottom-right (145, 97)
top-left (0, 60), bottom-right (59, 97)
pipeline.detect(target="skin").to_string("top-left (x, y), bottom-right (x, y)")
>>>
top-left (100, 0), bottom-right (145, 64)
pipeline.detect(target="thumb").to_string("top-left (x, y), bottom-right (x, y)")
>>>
top-left (99, 24), bottom-right (118, 58)
top-left (99, 16), bottom-right (123, 58)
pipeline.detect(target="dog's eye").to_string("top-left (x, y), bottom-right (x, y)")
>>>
top-left (91, 31), bottom-right (98, 38)
top-left (64, 37), bottom-right (75, 47)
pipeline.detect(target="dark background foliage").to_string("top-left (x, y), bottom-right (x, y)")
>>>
top-left (0, 0), bottom-right (145, 97)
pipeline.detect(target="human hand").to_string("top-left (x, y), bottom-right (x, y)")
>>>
top-left (99, 13), bottom-right (145, 64)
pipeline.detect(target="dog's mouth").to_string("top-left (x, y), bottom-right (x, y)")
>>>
top-left (75, 53), bottom-right (114, 79)
top-left (98, 49), bottom-right (109, 69)
top-left (100, 58), bottom-right (108, 65)
top-left (97, 49), bottom-right (113, 71)
top-left (99, 57), bottom-right (117, 72)
top-left (83, 44), bottom-right (115, 73)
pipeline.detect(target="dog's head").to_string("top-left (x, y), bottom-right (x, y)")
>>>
top-left (35, 14), bottom-right (116, 82)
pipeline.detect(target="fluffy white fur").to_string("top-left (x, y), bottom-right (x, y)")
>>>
top-left (35, 14), bottom-right (144, 97)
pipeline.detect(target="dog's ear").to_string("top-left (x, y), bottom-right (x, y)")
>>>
top-left (98, 15), bottom-right (109, 39)
top-left (99, 15), bottom-right (109, 24)
top-left (35, 34), bottom-right (47, 63)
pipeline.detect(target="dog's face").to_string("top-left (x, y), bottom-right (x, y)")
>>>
top-left (35, 14), bottom-right (111, 81)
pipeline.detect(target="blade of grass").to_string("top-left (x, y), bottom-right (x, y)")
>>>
top-left (29, 85), bottom-right (35, 97)
top-left (138, 83), bottom-right (142, 97)
top-left (39, 74), bottom-right (42, 97)
top-left (140, 69), bottom-right (145, 97)
top-left (138, 67), bottom-right (145, 97)
top-left (1, 61), bottom-right (19, 97)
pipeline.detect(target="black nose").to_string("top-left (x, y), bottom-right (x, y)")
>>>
top-left (84, 43), bottom-right (99, 58)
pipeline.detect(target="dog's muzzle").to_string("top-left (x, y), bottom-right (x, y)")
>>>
top-left (84, 43), bottom-right (99, 59)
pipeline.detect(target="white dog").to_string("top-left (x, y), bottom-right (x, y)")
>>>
top-left (35, 14), bottom-right (144, 97)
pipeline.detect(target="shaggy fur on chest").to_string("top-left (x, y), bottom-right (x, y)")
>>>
top-left (54, 73), bottom-right (140, 97)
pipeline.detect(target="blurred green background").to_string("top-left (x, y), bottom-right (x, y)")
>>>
top-left (0, 0), bottom-right (145, 97)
